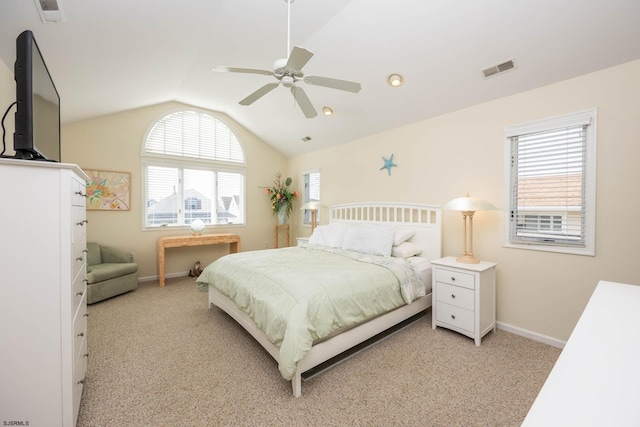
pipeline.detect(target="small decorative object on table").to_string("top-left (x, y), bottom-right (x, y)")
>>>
top-left (190, 219), bottom-right (206, 235)
top-left (264, 172), bottom-right (298, 224)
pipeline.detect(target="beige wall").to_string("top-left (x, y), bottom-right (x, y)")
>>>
top-left (0, 59), bottom-right (15, 155)
top-left (62, 101), bottom-right (288, 279)
top-left (289, 59), bottom-right (640, 342)
top-left (3, 51), bottom-right (639, 343)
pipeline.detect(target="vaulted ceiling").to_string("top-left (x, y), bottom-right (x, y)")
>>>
top-left (1, 0), bottom-right (639, 157)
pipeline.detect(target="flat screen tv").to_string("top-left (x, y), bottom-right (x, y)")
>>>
top-left (13, 30), bottom-right (61, 162)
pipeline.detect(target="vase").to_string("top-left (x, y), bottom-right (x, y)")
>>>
top-left (277, 209), bottom-right (287, 224)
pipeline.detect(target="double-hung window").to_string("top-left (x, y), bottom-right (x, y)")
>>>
top-left (504, 109), bottom-right (596, 255)
top-left (142, 110), bottom-right (246, 229)
top-left (302, 168), bottom-right (321, 226)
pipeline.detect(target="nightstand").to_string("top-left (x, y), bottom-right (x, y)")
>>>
top-left (431, 256), bottom-right (497, 346)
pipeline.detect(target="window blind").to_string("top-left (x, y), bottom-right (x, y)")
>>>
top-left (509, 125), bottom-right (587, 246)
top-left (303, 170), bottom-right (321, 224)
top-left (146, 111), bottom-right (244, 162)
top-left (143, 110), bottom-right (246, 228)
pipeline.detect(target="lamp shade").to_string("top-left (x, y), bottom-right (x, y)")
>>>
top-left (442, 194), bottom-right (497, 212)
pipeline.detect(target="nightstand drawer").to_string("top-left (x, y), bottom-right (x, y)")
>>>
top-left (435, 268), bottom-right (475, 289)
top-left (436, 282), bottom-right (474, 310)
top-left (436, 301), bottom-right (474, 333)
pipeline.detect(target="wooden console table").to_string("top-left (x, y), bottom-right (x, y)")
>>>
top-left (274, 224), bottom-right (290, 248)
top-left (157, 233), bottom-right (240, 287)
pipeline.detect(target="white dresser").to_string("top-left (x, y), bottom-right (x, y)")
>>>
top-left (0, 159), bottom-right (89, 427)
top-left (431, 256), bottom-right (497, 345)
top-left (523, 280), bottom-right (640, 426)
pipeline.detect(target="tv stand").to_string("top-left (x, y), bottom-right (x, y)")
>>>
top-left (12, 149), bottom-right (54, 161)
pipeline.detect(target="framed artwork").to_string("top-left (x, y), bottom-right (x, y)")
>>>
top-left (85, 169), bottom-right (131, 211)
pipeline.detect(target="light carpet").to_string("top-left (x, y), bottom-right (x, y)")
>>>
top-left (77, 276), bottom-right (560, 427)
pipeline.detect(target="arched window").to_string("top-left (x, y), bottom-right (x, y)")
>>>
top-left (142, 110), bottom-right (245, 228)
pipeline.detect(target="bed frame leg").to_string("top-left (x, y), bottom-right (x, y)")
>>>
top-left (292, 373), bottom-right (302, 397)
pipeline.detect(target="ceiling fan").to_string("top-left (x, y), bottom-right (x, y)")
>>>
top-left (211, 0), bottom-right (361, 118)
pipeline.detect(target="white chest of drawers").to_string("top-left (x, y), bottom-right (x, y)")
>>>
top-left (0, 159), bottom-right (89, 427)
top-left (431, 256), bottom-right (497, 346)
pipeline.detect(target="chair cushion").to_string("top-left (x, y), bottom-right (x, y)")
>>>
top-left (87, 262), bottom-right (138, 284)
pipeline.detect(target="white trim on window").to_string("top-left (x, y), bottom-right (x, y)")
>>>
top-left (503, 109), bottom-right (597, 256)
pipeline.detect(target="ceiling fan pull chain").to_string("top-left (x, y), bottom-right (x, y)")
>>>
top-left (286, 0), bottom-right (292, 58)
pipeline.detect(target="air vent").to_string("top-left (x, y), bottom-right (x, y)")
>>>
top-left (482, 59), bottom-right (515, 79)
top-left (34, 0), bottom-right (65, 23)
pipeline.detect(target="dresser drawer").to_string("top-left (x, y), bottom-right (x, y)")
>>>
top-left (436, 282), bottom-right (475, 311)
top-left (73, 333), bottom-right (88, 426)
top-left (435, 268), bottom-right (475, 289)
top-left (73, 292), bottom-right (87, 361)
top-left (72, 206), bottom-right (87, 243)
top-left (71, 272), bottom-right (87, 317)
top-left (71, 176), bottom-right (87, 207)
top-left (436, 301), bottom-right (474, 333)
top-left (72, 244), bottom-right (87, 282)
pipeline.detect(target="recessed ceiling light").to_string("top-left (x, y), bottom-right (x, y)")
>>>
top-left (387, 73), bottom-right (404, 87)
top-left (322, 106), bottom-right (334, 116)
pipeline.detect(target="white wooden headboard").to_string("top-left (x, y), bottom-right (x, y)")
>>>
top-left (329, 202), bottom-right (442, 261)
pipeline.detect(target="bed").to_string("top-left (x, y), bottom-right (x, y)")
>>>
top-left (197, 202), bottom-right (442, 396)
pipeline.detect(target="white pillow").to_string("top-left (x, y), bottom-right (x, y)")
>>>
top-left (393, 227), bottom-right (416, 246)
top-left (308, 223), bottom-right (348, 248)
top-left (341, 224), bottom-right (394, 257)
top-left (391, 241), bottom-right (422, 258)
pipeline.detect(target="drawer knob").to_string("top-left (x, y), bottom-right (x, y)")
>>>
top-left (451, 294), bottom-right (456, 299)
top-left (76, 219), bottom-right (89, 226)
top-left (76, 292), bottom-right (83, 296)
top-left (76, 256), bottom-right (84, 262)
top-left (78, 378), bottom-right (86, 385)
top-left (75, 191), bottom-right (88, 198)
top-left (84, 313), bottom-right (89, 317)
top-left (451, 314), bottom-right (456, 320)
top-left (84, 353), bottom-right (89, 358)
top-left (77, 332), bottom-right (84, 337)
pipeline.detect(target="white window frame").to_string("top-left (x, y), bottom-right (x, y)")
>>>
top-left (141, 109), bottom-right (246, 230)
top-left (503, 109), bottom-right (597, 256)
top-left (301, 168), bottom-right (321, 227)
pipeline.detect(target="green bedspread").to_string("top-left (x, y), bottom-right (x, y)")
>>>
top-left (196, 246), bottom-right (424, 380)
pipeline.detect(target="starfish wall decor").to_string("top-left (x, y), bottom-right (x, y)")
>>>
top-left (380, 154), bottom-right (397, 176)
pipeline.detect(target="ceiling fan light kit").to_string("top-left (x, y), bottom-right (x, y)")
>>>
top-left (212, 0), bottom-right (361, 118)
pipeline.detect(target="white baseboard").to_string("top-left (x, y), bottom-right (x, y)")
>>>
top-left (138, 271), bottom-right (191, 283)
top-left (497, 321), bottom-right (566, 349)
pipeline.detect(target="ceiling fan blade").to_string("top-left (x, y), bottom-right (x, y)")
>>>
top-left (285, 46), bottom-right (314, 72)
top-left (291, 86), bottom-right (318, 118)
top-left (239, 83), bottom-right (280, 106)
top-left (212, 66), bottom-right (273, 76)
top-left (304, 76), bottom-right (362, 93)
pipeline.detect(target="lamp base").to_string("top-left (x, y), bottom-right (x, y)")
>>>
top-left (456, 254), bottom-right (480, 264)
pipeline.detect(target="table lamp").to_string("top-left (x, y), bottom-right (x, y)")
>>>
top-left (442, 194), bottom-right (497, 264)
top-left (301, 200), bottom-right (321, 232)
